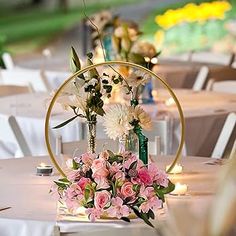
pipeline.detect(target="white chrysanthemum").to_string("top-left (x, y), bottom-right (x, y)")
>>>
top-left (130, 105), bottom-right (152, 130)
top-left (103, 104), bottom-right (133, 140)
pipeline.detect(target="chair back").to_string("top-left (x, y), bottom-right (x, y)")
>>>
top-left (206, 80), bottom-right (236, 94)
top-left (148, 136), bottom-right (161, 156)
top-left (2, 52), bottom-right (14, 69)
top-left (144, 119), bottom-right (170, 155)
top-left (0, 69), bottom-right (48, 92)
top-left (0, 114), bottom-right (31, 158)
top-left (211, 113), bottom-right (236, 159)
top-left (192, 66), bottom-right (209, 91)
top-left (190, 52), bottom-right (234, 66)
top-left (0, 84), bottom-right (32, 97)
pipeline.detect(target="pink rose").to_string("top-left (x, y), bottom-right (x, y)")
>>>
top-left (138, 168), bottom-right (152, 185)
top-left (78, 177), bottom-right (91, 191)
top-left (120, 182), bottom-right (136, 199)
top-left (91, 158), bottom-right (109, 178)
top-left (94, 190), bottom-right (111, 209)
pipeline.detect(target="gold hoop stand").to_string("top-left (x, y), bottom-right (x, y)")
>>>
top-left (45, 61), bottom-right (185, 177)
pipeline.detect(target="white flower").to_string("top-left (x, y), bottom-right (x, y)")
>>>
top-left (103, 104), bottom-right (133, 140)
top-left (130, 105), bottom-right (152, 130)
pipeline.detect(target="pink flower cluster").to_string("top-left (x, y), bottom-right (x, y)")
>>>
top-left (53, 150), bottom-right (171, 224)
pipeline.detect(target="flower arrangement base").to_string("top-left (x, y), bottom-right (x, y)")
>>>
top-left (57, 202), bottom-right (137, 221)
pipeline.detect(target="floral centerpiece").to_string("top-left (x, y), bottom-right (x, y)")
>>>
top-left (52, 150), bottom-right (174, 226)
top-left (49, 48), bottom-right (175, 226)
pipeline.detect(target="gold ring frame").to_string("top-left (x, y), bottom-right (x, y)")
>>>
top-left (45, 61), bottom-right (185, 177)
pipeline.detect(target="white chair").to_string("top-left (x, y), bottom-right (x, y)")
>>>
top-left (0, 84), bottom-right (32, 97)
top-left (144, 119), bottom-right (171, 155)
top-left (0, 69), bottom-right (49, 92)
top-left (229, 139), bottom-right (236, 159)
top-left (148, 136), bottom-right (161, 156)
top-left (0, 114), bottom-right (31, 158)
top-left (192, 66), bottom-right (209, 91)
top-left (2, 52), bottom-right (14, 70)
top-left (56, 136), bottom-right (119, 157)
top-left (211, 113), bottom-right (236, 159)
top-left (41, 70), bottom-right (71, 90)
top-left (190, 52), bottom-right (234, 66)
top-left (206, 79), bottom-right (236, 94)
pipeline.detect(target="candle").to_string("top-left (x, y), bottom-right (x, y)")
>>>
top-left (165, 97), bottom-right (175, 106)
top-left (166, 164), bottom-right (183, 174)
top-left (36, 163), bottom-right (53, 176)
top-left (171, 182), bottom-right (188, 195)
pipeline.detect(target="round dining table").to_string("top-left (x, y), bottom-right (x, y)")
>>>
top-left (0, 155), bottom-right (222, 236)
top-left (0, 89), bottom-right (235, 158)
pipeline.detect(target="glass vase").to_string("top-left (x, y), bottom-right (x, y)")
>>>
top-left (118, 130), bottom-right (139, 155)
top-left (87, 120), bottom-right (96, 153)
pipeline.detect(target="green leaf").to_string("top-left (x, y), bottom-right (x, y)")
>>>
top-left (128, 52), bottom-right (146, 65)
top-left (54, 180), bottom-right (69, 189)
top-left (140, 212), bottom-right (154, 228)
top-left (121, 217), bottom-right (130, 222)
top-left (162, 181), bottom-right (175, 194)
top-left (58, 178), bottom-right (70, 183)
top-left (129, 161), bottom-right (137, 170)
top-left (84, 187), bottom-right (90, 202)
top-left (86, 57), bottom-right (99, 78)
top-left (110, 181), bottom-right (116, 196)
top-left (72, 159), bottom-right (80, 170)
top-left (94, 107), bottom-right (105, 116)
top-left (148, 209), bottom-right (155, 220)
top-left (70, 46), bottom-right (81, 73)
top-left (52, 115), bottom-right (78, 129)
top-left (131, 206), bottom-right (154, 228)
top-left (86, 52), bottom-right (93, 59)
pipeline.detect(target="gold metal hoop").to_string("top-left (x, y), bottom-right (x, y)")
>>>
top-left (45, 61), bottom-right (185, 177)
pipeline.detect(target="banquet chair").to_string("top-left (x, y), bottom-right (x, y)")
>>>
top-left (144, 119), bottom-right (171, 155)
top-left (0, 69), bottom-right (49, 92)
top-left (148, 136), bottom-right (161, 156)
top-left (211, 112), bottom-right (236, 159)
top-left (2, 52), bottom-right (14, 70)
top-left (190, 52), bottom-right (234, 66)
top-left (56, 136), bottom-right (119, 157)
top-left (206, 79), bottom-right (236, 94)
top-left (41, 70), bottom-right (71, 90)
top-left (0, 114), bottom-right (31, 158)
top-left (229, 139), bottom-right (236, 159)
top-left (0, 84), bottom-right (32, 97)
top-left (192, 66), bottom-right (209, 91)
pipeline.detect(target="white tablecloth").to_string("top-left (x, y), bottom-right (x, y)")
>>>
top-left (0, 156), bottom-right (221, 236)
top-left (0, 90), bottom-right (235, 158)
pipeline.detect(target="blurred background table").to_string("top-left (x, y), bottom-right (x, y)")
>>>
top-left (0, 90), bottom-right (235, 158)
